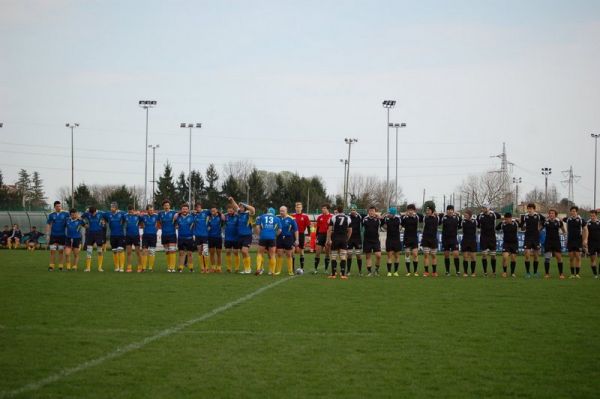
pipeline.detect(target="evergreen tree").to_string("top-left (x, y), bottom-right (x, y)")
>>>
top-left (247, 168), bottom-right (268, 211)
top-left (154, 162), bottom-right (177, 207)
top-left (107, 185), bottom-right (137, 209)
top-left (190, 170), bottom-right (205, 205)
top-left (16, 169), bottom-right (31, 207)
top-left (175, 172), bottom-right (189, 206)
top-left (66, 183), bottom-right (99, 210)
top-left (205, 164), bottom-right (220, 207)
top-left (30, 171), bottom-right (47, 208)
top-left (221, 175), bottom-right (243, 206)
top-left (0, 169), bottom-right (4, 187)
top-left (269, 174), bottom-right (290, 208)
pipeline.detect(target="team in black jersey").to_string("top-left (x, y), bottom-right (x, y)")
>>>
top-left (584, 210), bottom-right (599, 278)
top-left (520, 203), bottom-right (545, 277)
top-left (440, 205), bottom-right (461, 276)
top-left (563, 206), bottom-right (587, 278)
top-left (497, 213), bottom-right (519, 277)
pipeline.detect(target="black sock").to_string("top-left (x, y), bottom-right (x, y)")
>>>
top-left (340, 260), bottom-right (346, 276)
top-left (463, 260), bottom-right (468, 274)
top-left (357, 258), bottom-right (363, 272)
top-left (491, 258), bottom-right (496, 273)
top-left (347, 256), bottom-right (352, 273)
top-left (324, 257), bottom-right (330, 271)
top-left (544, 260), bottom-right (550, 274)
top-left (570, 266), bottom-right (575, 275)
top-left (314, 256), bottom-right (320, 269)
top-left (300, 255), bottom-right (304, 268)
top-left (592, 266), bottom-right (598, 276)
top-left (510, 261), bottom-right (516, 274)
top-left (470, 261), bottom-right (476, 274)
top-left (533, 261), bottom-right (539, 274)
top-left (375, 264), bottom-right (380, 272)
top-left (444, 258), bottom-right (450, 273)
top-left (525, 261), bottom-right (531, 273)
top-left (394, 262), bottom-right (399, 272)
top-left (413, 261), bottom-right (418, 272)
top-left (424, 265), bottom-right (429, 272)
top-left (387, 263), bottom-right (392, 273)
top-left (558, 262), bottom-right (564, 275)
top-left (432, 264), bottom-right (437, 273)
top-left (482, 259), bottom-right (488, 273)
top-left (575, 266), bottom-right (580, 275)
top-left (367, 266), bottom-right (372, 273)
top-left (502, 265), bottom-right (507, 272)
top-left (405, 261), bottom-right (411, 273)
top-left (331, 260), bottom-right (337, 275)
top-left (454, 258), bottom-right (460, 273)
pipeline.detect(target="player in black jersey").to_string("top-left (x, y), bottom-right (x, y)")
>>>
top-left (421, 206), bottom-right (440, 277)
top-left (362, 206), bottom-right (382, 276)
top-left (382, 208), bottom-right (402, 276)
top-left (583, 210), bottom-right (600, 278)
top-left (520, 203), bottom-right (545, 278)
top-left (347, 208), bottom-right (364, 275)
top-left (326, 205), bottom-right (352, 279)
top-left (563, 206), bottom-right (587, 278)
top-left (440, 205), bottom-right (461, 276)
top-left (497, 212), bottom-right (519, 277)
top-left (543, 209), bottom-right (567, 279)
top-left (461, 209), bottom-right (478, 277)
top-left (477, 205), bottom-right (501, 276)
top-left (401, 204), bottom-right (424, 276)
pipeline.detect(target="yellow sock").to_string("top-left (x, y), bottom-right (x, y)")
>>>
top-left (149, 255), bottom-right (155, 270)
top-left (225, 254), bottom-right (231, 271)
top-left (113, 253), bottom-right (119, 270)
top-left (287, 257), bottom-right (293, 275)
top-left (276, 257), bottom-right (283, 274)
top-left (85, 258), bottom-right (91, 270)
top-left (58, 263), bottom-right (63, 270)
top-left (269, 257), bottom-right (276, 274)
top-left (244, 256), bottom-right (251, 273)
top-left (204, 255), bottom-right (211, 270)
top-left (234, 253), bottom-right (240, 271)
top-left (127, 264), bottom-right (132, 272)
top-left (188, 255), bottom-right (194, 270)
top-left (256, 254), bottom-right (263, 271)
top-left (141, 255), bottom-right (147, 270)
top-left (170, 252), bottom-right (176, 270)
top-left (49, 263), bottom-right (54, 270)
top-left (98, 254), bottom-right (104, 270)
top-left (119, 252), bottom-right (126, 268)
top-left (66, 261), bottom-right (71, 270)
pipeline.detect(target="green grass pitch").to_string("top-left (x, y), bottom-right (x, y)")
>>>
top-left (0, 249), bottom-right (599, 398)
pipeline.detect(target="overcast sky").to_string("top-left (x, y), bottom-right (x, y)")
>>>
top-left (1, 0), bottom-right (599, 208)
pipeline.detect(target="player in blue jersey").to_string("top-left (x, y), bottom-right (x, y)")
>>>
top-left (223, 206), bottom-right (240, 272)
top-left (104, 202), bottom-right (127, 272)
top-left (207, 207), bottom-right (225, 272)
top-left (139, 204), bottom-right (159, 271)
top-left (81, 206), bottom-right (106, 272)
top-left (124, 205), bottom-right (142, 273)
top-left (276, 206), bottom-right (299, 276)
top-left (193, 202), bottom-right (211, 273)
top-left (229, 197), bottom-right (256, 274)
top-left (65, 209), bottom-right (85, 271)
top-left (158, 199), bottom-right (178, 272)
top-left (45, 201), bottom-right (70, 271)
top-left (255, 207), bottom-right (281, 275)
top-left (175, 203), bottom-right (196, 272)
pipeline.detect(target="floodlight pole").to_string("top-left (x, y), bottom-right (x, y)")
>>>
top-left (139, 100), bottom-right (156, 207)
top-left (148, 144), bottom-right (160, 207)
top-left (389, 123), bottom-right (406, 206)
top-left (181, 123), bottom-right (202, 206)
top-left (541, 167), bottom-right (552, 207)
top-left (340, 159), bottom-right (348, 204)
top-left (512, 177), bottom-right (522, 213)
top-left (592, 134), bottom-right (599, 209)
top-left (344, 138), bottom-right (357, 207)
top-left (382, 100), bottom-right (396, 210)
top-left (66, 123), bottom-right (79, 209)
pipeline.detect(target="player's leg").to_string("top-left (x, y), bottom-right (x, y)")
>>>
top-left (355, 245), bottom-right (363, 275)
top-left (64, 243), bottom-right (73, 271)
top-left (339, 248), bottom-right (348, 278)
top-left (524, 247), bottom-right (532, 276)
top-left (57, 239), bottom-right (65, 271)
top-left (411, 247), bottom-right (419, 276)
top-left (568, 250), bottom-right (576, 277)
top-left (72, 245), bottom-right (80, 271)
top-left (502, 251), bottom-right (509, 277)
top-left (510, 253), bottom-right (517, 277)
top-left (591, 253), bottom-right (598, 278)
top-left (423, 247), bottom-right (430, 276)
top-left (240, 240), bottom-right (251, 274)
top-left (556, 251), bottom-right (565, 278)
top-left (276, 248), bottom-right (284, 275)
top-left (404, 248), bottom-right (412, 276)
top-left (268, 245), bottom-right (277, 275)
top-left (532, 245), bottom-right (540, 276)
top-left (574, 250), bottom-right (582, 277)
top-left (365, 250), bottom-right (373, 276)
top-left (324, 242), bottom-right (331, 272)
top-left (216, 245), bottom-right (223, 272)
top-left (224, 246), bottom-right (232, 272)
top-left (386, 250), bottom-right (395, 276)
top-left (443, 249), bottom-right (451, 275)
top-left (374, 250), bottom-right (382, 275)
top-left (126, 244), bottom-right (133, 272)
top-left (255, 245), bottom-right (265, 275)
top-left (178, 244), bottom-right (186, 271)
top-left (314, 242), bottom-right (322, 273)
top-left (285, 247), bottom-right (294, 275)
top-left (431, 247), bottom-right (438, 276)
top-left (452, 249), bottom-right (460, 276)
top-left (328, 246), bottom-right (338, 278)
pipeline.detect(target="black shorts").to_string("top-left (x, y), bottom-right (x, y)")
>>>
top-left (523, 237), bottom-right (540, 250)
top-left (545, 240), bottom-right (562, 253)
top-left (297, 233), bottom-right (306, 249)
top-left (461, 239), bottom-right (477, 253)
top-left (224, 239), bottom-right (240, 249)
top-left (331, 237), bottom-right (348, 251)
top-left (142, 234), bottom-right (157, 249)
top-left (316, 233), bottom-right (327, 247)
top-left (9, 236), bottom-right (20, 243)
top-left (178, 237), bottom-right (195, 251)
top-left (208, 237), bottom-right (223, 249)
top-left (86, 231), bottom-right (105, 247)
top-left (277, 235), bottom-right (295, 250)
top-left (567, 239), bottom-right (582, 252)
top-left (125, 235), bottom-right (140, 247)
top-left (363, 240), bottom-right (381, 253)
top-left (259, 239), bottom-right (276, 249)
top-left (110, 236), bottom-right (125, 249)
top-left (348, 237), bottom-right (362, 250)
top-left (194, 236), bottom-right (208, 247)
top-left (479, 235), bottom-right (497, 251)
top-left (385, 239), bottom-right (402, 252)
top-left (442, 239), bottom-right (459, 251)
top-left (403, 236), bottom-right (419, 250)
top-left (238, 235), bottom-right (253, 248)
top-left (48, 235), bottom-right (66, 246)
top-left (66, 238), bottom-right (81, 248)
top-left (588, 245), bottom-right (600, 256)
top-left (502, 242), bottom-right (518, 254)
top-left (421, 236), bottom-right (438, 250)
top-left (161, 234), bottom-right (177, 246)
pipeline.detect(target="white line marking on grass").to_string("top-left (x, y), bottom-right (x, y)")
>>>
top-left (1, 276), bottom-right (293, 399)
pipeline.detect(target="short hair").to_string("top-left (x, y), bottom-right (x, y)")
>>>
top-left (32, 226), bottom-right (37, 229)
top-left (110, 201), bottom-right (118, 208)
top-left (181, 203), bottom-right (189, 209)
top-left (295, 202), bottom-right (303, 206)
top-left (570, 206), bottom-right (579, 212)
top-left (53, 201), bottom-right (61, 206)
top-left (407, 204), bottom-right (416, 211)
top-left (368, 206), bottom-right (376, 211)
top-left (195, 202), bottom-right (202, 208)
top-left (89, 206), bottom-right (97, 213)
top-left (549, 208), bottom-right (558, 215)
top-left (527, 203), bottom-right (536, 209)
top-left (426, 205), bottom-right (435, 212)
top-left (321, 203), bottom-right (330, 210)
top-left (446, 205), bottom-right (454, 211)
top-left (69, 208), bottom-right (77, 214)
top-left (146, 204), bottom-right (154, 210)
top-left (127, 205), bottom-right (134, 211)
top-left (336, 205), bottom-right (344, 213)
top-left (162, 199), bottom-right (171, 206)
top-left (504, 212), bottom-right (512, 218)
top-left (590, 209), bottom-right (597, 215)
top-left (464, 209), bottom-right (473, 216)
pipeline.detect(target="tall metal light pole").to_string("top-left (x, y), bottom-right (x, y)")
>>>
top-left (148, 144), bottom-right (160, 207)
top-left (389, 122), bottom-right (407, 206)
top-left (180, 123), bottom-right (201, 205)
top-left (139, 100), bottom-right (157, 207)
top-left (66, 123), bottom-right (79, 209)
top-left (339, 158), bottom-right (348, 204)
top-left (344, 138), bottom-right (358, 207)
top-left (512, 177), bottom-right (522, 213)
top-left (592, 134), bottom-right (599, 209)
top-left (0, 123), bottom-right (3, 128)
top-left (382, 100), bottom-right (396, 210)
top-left (541, 167), bottom-right (552, 208)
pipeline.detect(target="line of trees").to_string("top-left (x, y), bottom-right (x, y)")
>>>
top-left (0, 169), bottom-right (47, 210)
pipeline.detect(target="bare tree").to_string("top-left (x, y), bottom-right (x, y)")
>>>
top-left (347, 174), bottom-right (401, 210)
top-left (524, 185), bottom-right (559, 207)
top-left (458, 171), bottom-right (506, 209)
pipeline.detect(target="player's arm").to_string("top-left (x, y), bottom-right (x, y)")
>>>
top-left (292, 220), bottom-right (299, 245)
top-left (560, 221), bottom-right (567, 235)
top-left (326, 224), bottom-right (333, 245)
top-left (495, 222), bottom-right (502, 231)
